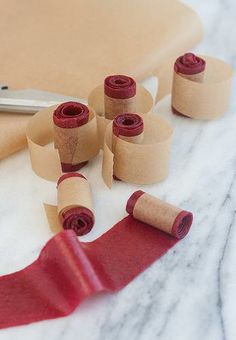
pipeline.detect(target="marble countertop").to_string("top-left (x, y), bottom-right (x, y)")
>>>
top-left (0, 0), bottom-right (236, 339)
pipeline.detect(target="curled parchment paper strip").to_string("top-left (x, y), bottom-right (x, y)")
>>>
top-left (0, 189), bottom-right (193, 329)
top-left (102, 114), bottom-right (173, 188)
top-left (88, 84), bottom-right (153, 148)
top-left (26, 105), bottom-right (99, 181)
top-left (44, 173), bottom-right (94, 236)
top-left (171, 56), bottom-right (233, 120)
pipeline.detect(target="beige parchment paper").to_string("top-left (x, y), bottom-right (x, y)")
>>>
top-left (88, 84), bottom-right (153, 148)
top-left (133, 192), bottom-right (182, 234)
top-left (171, 56), bottom-right (233, 120)
top-left (102, 114), bottom-right (173, 188)
top-left (26, 105), bottom-right (99, 181)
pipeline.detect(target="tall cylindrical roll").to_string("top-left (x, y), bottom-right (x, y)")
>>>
top-left (172, 53), bottom-right (206, 117)
top-left (57, 173), bottom-right (94, 236)
top-left (53, 101), bottom-right (89, 172)
top-left (126, 190), bottom-right (193, 239)
top-left (104, 75), bottom-right (136, 120)
top-left (112, 113), bottom-right (144, 180)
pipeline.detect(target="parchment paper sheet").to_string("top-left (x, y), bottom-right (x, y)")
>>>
top-left (0, 0), bottom-right (202, 160)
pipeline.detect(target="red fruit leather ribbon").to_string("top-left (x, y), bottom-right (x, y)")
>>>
top-left (0, 192), bottom-right (192, 329)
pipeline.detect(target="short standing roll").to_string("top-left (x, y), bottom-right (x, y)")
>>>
top-left (171, 55), bottom-right (232, 120)
top-left (126, 190), bottom-right (193, 239)
top-left (172, 53), bottom-right (206, 117)
top-left (57, 173), bottom-right (94, 236)
top-left (53, 101), bottom-right (90, 172)
top-left (104, 75), bottom-right (136, 120)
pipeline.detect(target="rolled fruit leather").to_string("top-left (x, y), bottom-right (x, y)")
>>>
top-left (172, 53), bottom-right (206, 117)
top-left (53, 101), bottom-right (90, 172)
top-left (104, 75), bottom-right (136, 120)
top-left (57, 173), bottom-right (94, 236)
top-left (112, 113), bottom-right (144, 180)
top-left (127, 190), bottom-right (193, 239)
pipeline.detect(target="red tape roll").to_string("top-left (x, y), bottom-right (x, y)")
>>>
top-left (0, 193), bottom-right (192, 329)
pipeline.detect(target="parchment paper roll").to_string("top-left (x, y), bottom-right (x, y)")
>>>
top-left (102, 114), bottom-right (173, 188)
top-left (171, 56), bottom-right (233, 120)
top-left (26, 104), bottom-right (99, 181)
top-left (88, 83), bottom-right (153, 148)
top-left (53, 102), bottom-right (90, 172)
top-left (104, 75), bottom-right (136, 120)
top-left (127, 190), bottom-right (193, 239)
top-left (45, 173), bottom-right (94, 236)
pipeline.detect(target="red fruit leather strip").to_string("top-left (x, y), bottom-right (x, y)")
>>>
top-left (0, 216), bottom-right (178, 329)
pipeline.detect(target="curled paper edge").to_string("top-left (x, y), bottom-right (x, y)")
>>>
top-left (102, 114), bottom-right (173, 188)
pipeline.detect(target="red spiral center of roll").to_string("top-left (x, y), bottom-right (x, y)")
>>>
top-left (61, 207), bottom-right (94, 236)
top-left (113, 113), bottom-right (144, 137)
top-left (171, 211), bottom-right (193, 239)
top-left (104, 75), bottom-right (136, 99)
top-left (174, 53), bottom-right (206, 75)
top-left (53, 101), bottom-right (89, 128)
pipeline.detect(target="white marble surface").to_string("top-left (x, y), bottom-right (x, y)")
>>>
top-left (0, 0), bottom-right (236, 339)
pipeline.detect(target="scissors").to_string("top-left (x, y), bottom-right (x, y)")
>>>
top-left (0, 85), bottom-right (85, 114)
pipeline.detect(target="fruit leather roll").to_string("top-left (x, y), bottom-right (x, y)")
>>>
top-left (112, 113), bottom-right (144, 148)
top-left (53, 102), bottom-right (90, 172)
top-left (172, 53), bottom-right (205, 117)
top-left (0, 191), bottom-right (193, 329)
top-left (174, 53), bottom-right (206, 82)
top-left (102, 113), bottom-right (173, 188)
top-left (57, 173), bottom-right (94, 236)
top-left (127, 190), bottom-right (193, 239)
top-left (112, 113), bottom-right (144, 180)
top-left (171, 55), bottom-right (233, 120)
top-left (104, 75), bottom-right (136, 120)
top-left (45, 173), bottom-right (94, 236)
top-left (88, 81), bottom-right (153, 149)
top-left (27, 102), bottom-right (99, 181)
